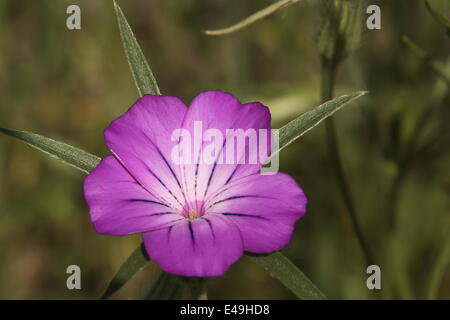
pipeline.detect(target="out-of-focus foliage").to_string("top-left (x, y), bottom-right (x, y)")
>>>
top-left (316, 0), bottom-right (365, 61)
top-left (0, 0), bottom-right (449, 299)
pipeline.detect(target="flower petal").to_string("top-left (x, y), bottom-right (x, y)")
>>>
top-left (84, 155), bottom-right (185, 236)
top-left (205, 173), bottom-right (306, 253)
top-left (104, 95), bottom-right (188, 210)
top-left (180, 91), bottom-right (271, 205)
top-left (143, 214), bottom-right (243, 277)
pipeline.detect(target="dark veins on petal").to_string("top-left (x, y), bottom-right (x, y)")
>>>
top-left (206, 195), bottom-right (272, 210)
top-left (140, 157), bottom-right (183, 207)
top-left (155, 144), bottom-right (183, 190)
top-left (194, 151), bottom-right (202, 203)
top-left (188, 221), bottom-right (195, 246)
top-left (136, 131), bottom-right (187, 206)
top-left (201, 217), bottom-right (215, 240)
top-left (203, 137), bottom-right (227, 198)
top-left (149, 212), bottom-right (177, 216)
top-left (222, 213), bottom-right (266, 219)
top-left (167, 225), bottom-right (173, 241)
top-left (225, 165), bottom-right (239, 184)
top-left (127, 199), bottom-right (171, 207)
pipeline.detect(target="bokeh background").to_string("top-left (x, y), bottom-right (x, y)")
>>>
top-left (0, 0), bottom-right (449, 299)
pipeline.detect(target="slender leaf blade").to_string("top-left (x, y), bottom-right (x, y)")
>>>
top-left (401, 35), bottom-right (450, 86)
top-left (276, 91), bottom-right (367, 154)
top-left (0, 128), bottom-right (100, 173)
top-left (204, 0), bottom-right (301, 36)
top-left (425, 0), bottom-right (450, 31)
top-left (101, 243), bottom-right (205, 300)
top-left (248, 252), bottom-right (327, 300)
top-left (101, 243), bottom-right (150, 300)
top-left (114, 0), bottom-right (160, 96)
top-left (106, 244), bottom-right (326, 300)
top-left (105, 1), bottom-right (176, 300)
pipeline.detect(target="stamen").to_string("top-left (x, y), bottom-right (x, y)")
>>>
top-left (188, 209), bottom-right (198, 221)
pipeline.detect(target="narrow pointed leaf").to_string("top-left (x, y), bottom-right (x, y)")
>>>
top-left (425, 0), bottom-right (450, 31)
top-left (101, 243), bottom-right (150, 300)
top-left (275, 91), bottom-right (367, 155)
top-left (0, 128), bottom-right (100, 173)
top-left (402, 35), bottom-right (450, 86)
top-left (248, 252), bottom-right (327, 300)
top-left (103, 1), bottom-right (179, 300)
top-left (204, 0), bottom-right (301, 36)
top-left (114, 0), bottom-right (160, 96)
top-left (101, 243), bottom-right (203, 300)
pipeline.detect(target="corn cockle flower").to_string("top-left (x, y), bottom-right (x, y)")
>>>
top-left (84, 91), bottom-right (307, 277)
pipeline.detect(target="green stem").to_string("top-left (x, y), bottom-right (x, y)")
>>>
top-left (187, 278), bottom-right (208, 300)
top-left (145, 273), bottom-right (187, 300)
top-left (321, 58), bottom-right (375, 267)
top-left (384, 233), bottom-right (414, 299)
top-left (145, 274), bottom-right (207, 300)
top-left (386, 165), bottom-right (408, 231)
top-left (426, 228), bottom-right (450, 299)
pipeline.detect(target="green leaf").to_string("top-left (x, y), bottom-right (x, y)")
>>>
top-left (145, 273), bottom-right (188, 300)
top-left (248, 252), bottom-right (327, 300)
top-left (275, 91), bottom-right (367, 154)
top-left (103, 1), bottom-right (176, 300)
top-left (101, 243), bottom-right (205, 300)
top-left (108, 243), bottom-right (326, 300)
top-left (401, 35), bottom-right (450, 87)
top-left (316, 0), bottom-right (364, 60)
top-left (114, 0), bottom-right (160, 96)
top-left (101, 243), bottom-right (150, 300)
top-left (204, 0), bottom-right (301, 36)
top-left (425, 0), bottom-right (450, 32)
top-left (0, 128), bottom-right (100, 173)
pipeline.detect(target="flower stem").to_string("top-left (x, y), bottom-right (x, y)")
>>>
top-left (145, 274), bottom-right (208, 300)
top-left (425, 228), bottom-right (450, 299)
top-left (321, 57), bottom-right (375, 267)
top-left (187, 278), bottom-right (208, 300)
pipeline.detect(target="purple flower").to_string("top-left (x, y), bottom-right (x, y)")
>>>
top-left (84, 91), bottom-right (306, 277)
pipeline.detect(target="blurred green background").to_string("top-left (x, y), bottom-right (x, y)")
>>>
top-left (0, 0), bottom-right (449, 299)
